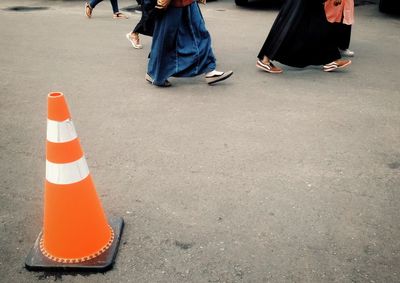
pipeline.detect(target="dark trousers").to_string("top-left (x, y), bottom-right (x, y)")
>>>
top-left (331, 22), bottom-right (352, 50)
top-left (132, 0), bottom-right (157, 36)
top-left (89, 0), bottom-right (119, 14)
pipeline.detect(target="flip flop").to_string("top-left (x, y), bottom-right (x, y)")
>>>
top-left (85, 2), bottom-right (92, 18)
top-left (113, 12), bottom-right (128, 19)
top-left (205, 71), bottom-right (233, 85)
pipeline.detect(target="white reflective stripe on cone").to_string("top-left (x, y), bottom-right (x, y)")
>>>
top-left (46, 157), bottom-right (90, 185)
top-left (47, 119), bottom-right (78, 143)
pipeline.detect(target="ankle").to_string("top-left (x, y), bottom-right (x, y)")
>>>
top-left (262, 56), bottom-right (270, 64)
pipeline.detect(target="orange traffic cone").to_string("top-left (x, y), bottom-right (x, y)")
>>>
top-left (26, 92), bottom-right (123, 271)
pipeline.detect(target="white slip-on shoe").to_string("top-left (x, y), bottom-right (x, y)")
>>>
top-left (205, 70), bottom-right (233, 85)
top-left (145, 73), bottom-right (171, 87)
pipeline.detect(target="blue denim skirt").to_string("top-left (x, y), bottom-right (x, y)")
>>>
top-left (147, 2), bottom-right (216, 86)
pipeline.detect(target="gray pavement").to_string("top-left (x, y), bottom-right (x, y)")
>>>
top-left (0, 0), bottom-right (400, 282)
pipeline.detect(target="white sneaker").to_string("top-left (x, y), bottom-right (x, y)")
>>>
top-left (205, 70), bottom-right (233, 85)
top-left (340, 49), bottom-right (355, 57)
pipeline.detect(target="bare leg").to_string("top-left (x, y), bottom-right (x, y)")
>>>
top-left (261, 56), bottom-right (270, 64)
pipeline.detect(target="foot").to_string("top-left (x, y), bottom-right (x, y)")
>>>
top-left (85, 2), bottom-right (92, 18)
top-left (145, 73), bottom-right (171, 87)
top-left (205, 70), bottom-right (233, 85)
top-left (340, 48), bottom-right (355, 57)
top-left (126, 32), bottom-right (143, 49)
top-left (323, 59), bottom-right (352, 72)
top-left (113, 12), bottom-right (128, 19)
top-left (256, 59), bottom-right (283, 74)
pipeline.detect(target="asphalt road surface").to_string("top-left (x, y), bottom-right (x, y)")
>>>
top-left (0, 0), bottom-right (399, 282)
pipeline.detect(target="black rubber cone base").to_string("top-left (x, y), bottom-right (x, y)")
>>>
top-left (25, 216), bottom-right (124, 272)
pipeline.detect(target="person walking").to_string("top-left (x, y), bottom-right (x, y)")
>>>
top-left (325, 0), bottom-right (355, 57)
top-left (126, 0), bottom-right (157, 49)
top-left (256, 0), bottom-right (351, 73)
top-left (85, 0), bottom-right (128, 19)
top-left (145, 0), bottom-right (233, 87)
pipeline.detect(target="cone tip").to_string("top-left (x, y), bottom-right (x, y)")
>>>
top-left (47, 92), bottom-right (70, 121)
top-left (48, 92), bottom-right (64, 99)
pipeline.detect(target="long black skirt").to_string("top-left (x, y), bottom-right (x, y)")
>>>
top-left (258, 0), bottom-right (340, 68)
top-left (132, 0), bottom-right (157, 36)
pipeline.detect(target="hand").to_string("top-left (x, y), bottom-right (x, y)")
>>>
top-left (156, 0), bottom-right (169, 9)
top-left (198, 0), bottom-right (206, 4)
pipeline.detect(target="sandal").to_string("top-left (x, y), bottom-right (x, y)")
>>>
top-left (126, 32), bottom-right (143, 49)
top-left (256, 60), bottom-right (283, 74)
top-left (85, 2), bottom-right (92, 18)
top-left (113, 12), bottom-right (128, 19)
